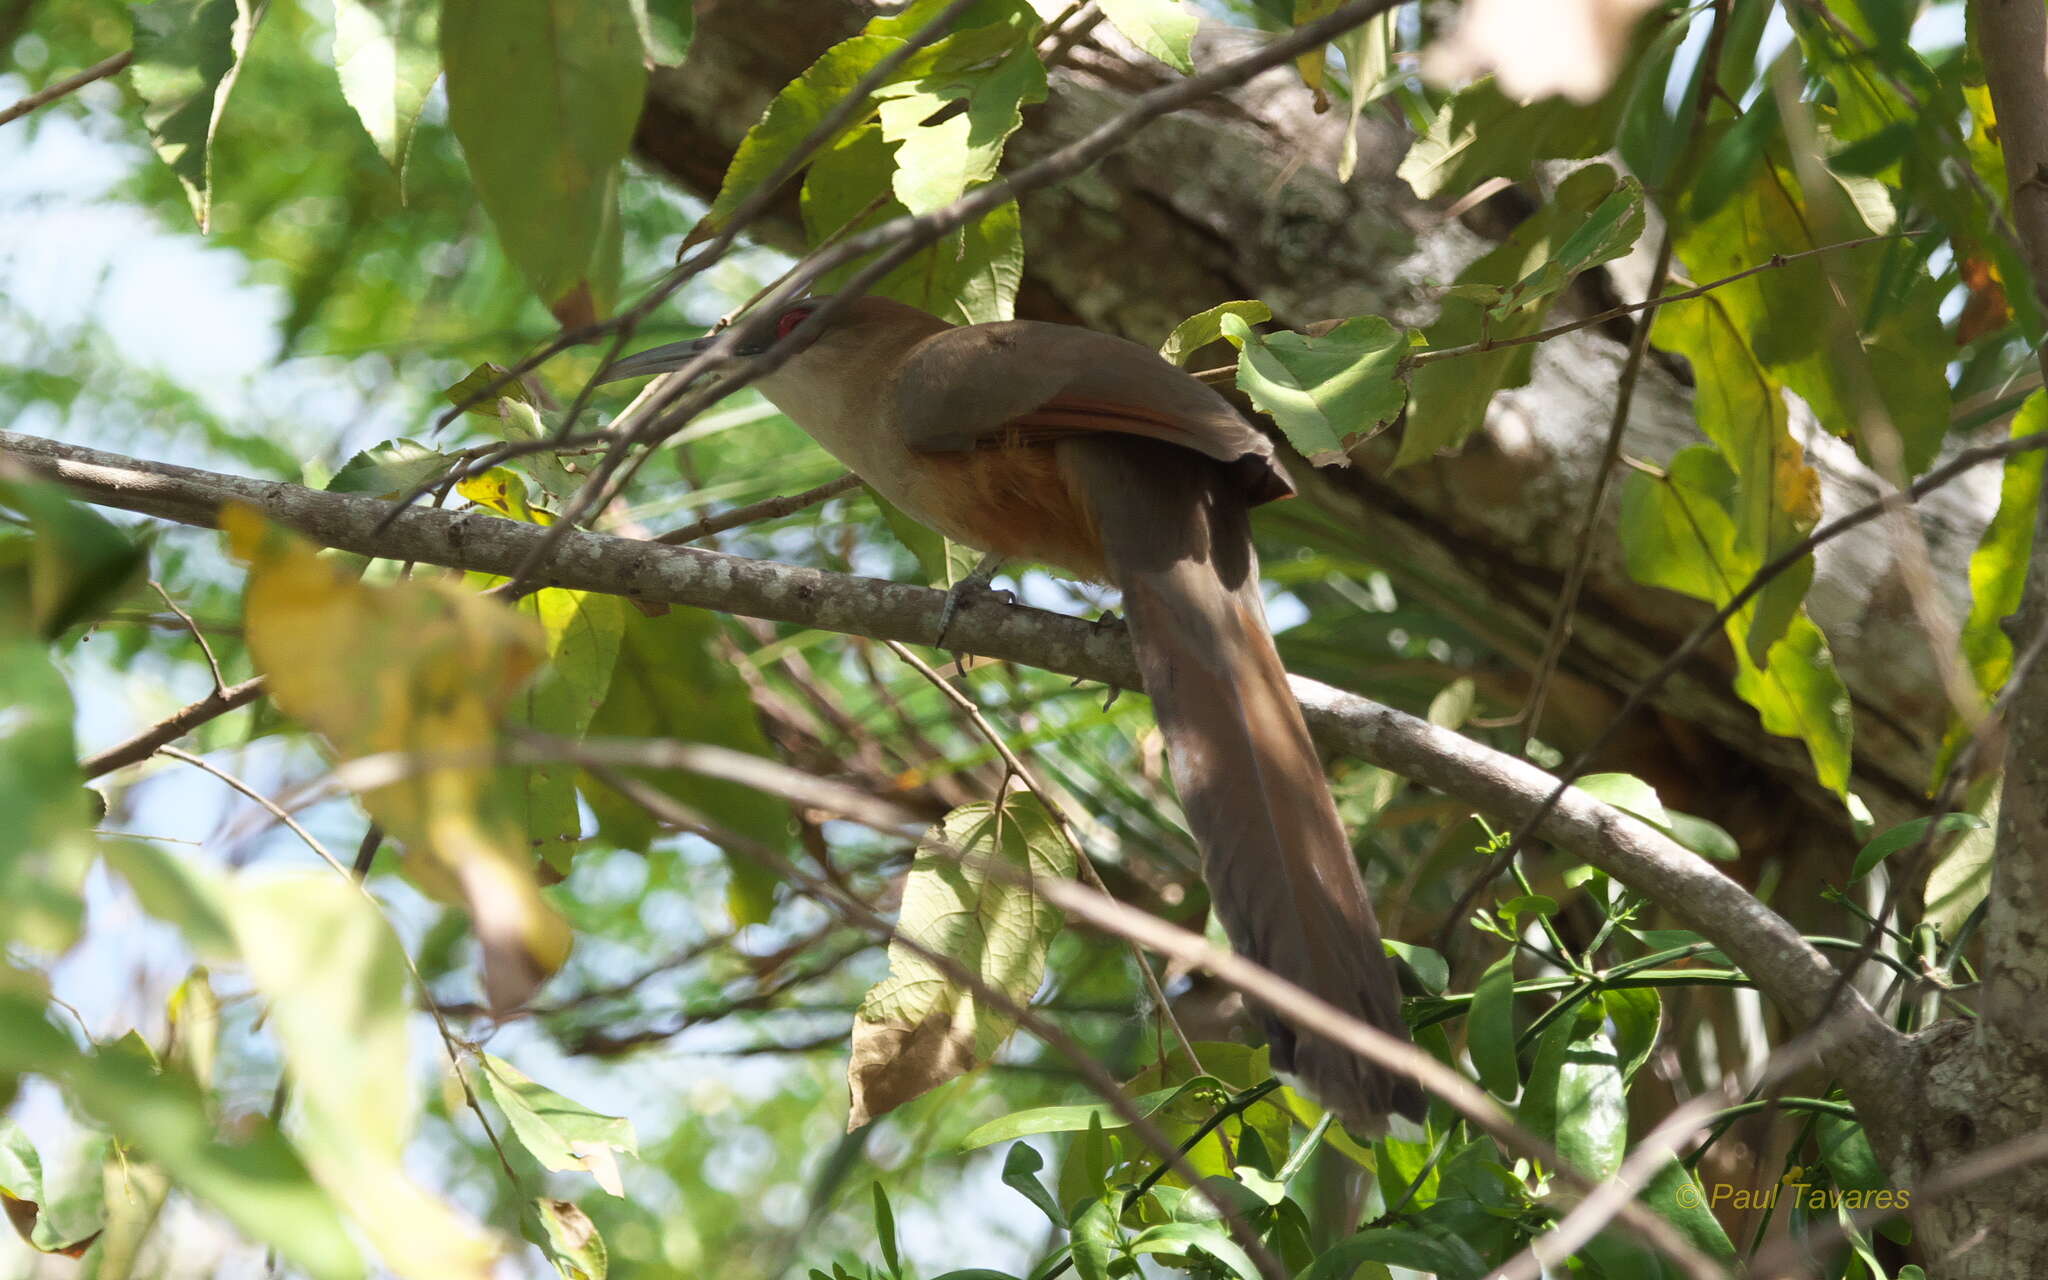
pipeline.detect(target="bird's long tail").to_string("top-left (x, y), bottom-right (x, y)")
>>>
top-left (1066, 438), bottom-right (1424, 1131)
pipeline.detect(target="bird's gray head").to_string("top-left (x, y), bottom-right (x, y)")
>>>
top-left (599, 295), bottom-right (943, 385)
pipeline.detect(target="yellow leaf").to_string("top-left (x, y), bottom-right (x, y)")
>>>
top-left (221, 504), bottom-right (570, 1008)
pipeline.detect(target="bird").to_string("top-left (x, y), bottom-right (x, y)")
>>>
top-left (604, 294), bottom-right (1425, 1131)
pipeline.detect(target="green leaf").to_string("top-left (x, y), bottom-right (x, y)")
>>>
top-left (526, 1198), bottom-right (607, 1280)
top-left (440, 0), bottom-right (645, 325)
top-left (0, 633), bottom-right (88, 952)
top-left (847, 794), bottom-right (1076, 1126)
top-left (99, 840), bottom-right (236, 962)
top-left (478, 1054), bottom-right (636, 1195)
top-left (959, 1079), bottom-right (1221, 1148)
top-left (1384, 940), bottom-right (1447, 995)
top-left (578, 607), bottom-right (789, 923)
top-left (1925, 786), bottom-right (1998, 937)
top-left (1098, 0), bottom-right (1198, 73)
top-left (999, 1142), bottom-right (1063, 1225)
top-left (1660, 809), bottom-right (1741, 862)
top-left (1221, 312), bottom-right (1409, 466)
top-left (1068, 1192), bottom-right (1119, 1280)
top-left (801, 124), bottom-right (1024, 324)
top-left (1488, 177), bottom-right (1645, 318)
top-left (1404, 166), bottom-right (1637, 466)
top-left (1639, 1160), bottom-right (1738, 1263)
top-left (0, 996), bottom-right (366, 1280)
top-left (1601, 987), bottom-right (1661, 1083)
top-left (1159, 300), bottom-right (1271, 367)
top-left (873, 1182), bottom-right (903, 1279)
top-left (1128, 1222), bottom-right (1260, 1280)
top-left (1521, 1007), bottom-right (1626, 1179)
top-left (0, 476), bottom-right (148, 639)
top-left (1959, 392), bottom-right (2047, 709)
top-left (508, 588), bottom-right (626, 870)
top-left (1300, 1224), bottom-right (1490, 1280)
top-left (1620, 449), bottom-right (1851, 794)
top-left (0, 1119), bottom-right (103, 1256)
top-left (1851, 813), bottom-right (1987, 882)
top-left (1468, 953), bottom-right (1520, 1100)
top-left (876, 37), bottom-right (1045, 215)
top-left (129, 0), bottom-right (259, 230)
top-left (333, 0), bottom-right (441, 172)
top-left (1670, 159), bottom-right (1949, 478)
top-left (1398, 77), bottom-right (1629, 200)
top-left (227, 875), bottom-right (498, 1277)
top-left (1336, 10), bottom-right (1398, 182)
top-left (327, 438), bottom-right (459, 498)
top-left (1575, 773), bottom-right (1669, 829)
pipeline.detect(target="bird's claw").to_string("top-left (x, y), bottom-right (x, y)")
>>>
top-left (934, 552), bottom-right (1010, 649)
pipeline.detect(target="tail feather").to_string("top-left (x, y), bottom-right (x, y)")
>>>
top-left (1066, 439), bottom-right (1424, 1131)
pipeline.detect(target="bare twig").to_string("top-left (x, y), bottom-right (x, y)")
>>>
top-left (1438, 429), bottom-right (2048, 941)
top-left (578, 761), bottom-right (1290, 1280)
top-left (654, 472), bottom-right (861, 545)
top-left (1, 426), bottom-right (1951, 1090)
top-left (81, 676), bottom-right (266, 780)
top-left (149, 578), bottom-right (227, 691)
top-left (883, 640), bottom-right (1204, 1070)
top-left (158, 746), bottom-right (349, 878)
top-left (0, 50), bottom-right (132, 127)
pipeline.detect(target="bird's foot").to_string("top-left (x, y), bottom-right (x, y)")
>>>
top-left (934, 552), bottom-right (1010, 649)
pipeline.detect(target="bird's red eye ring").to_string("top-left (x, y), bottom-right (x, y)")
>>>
top-left (777, 308), bottom-right (813, 339)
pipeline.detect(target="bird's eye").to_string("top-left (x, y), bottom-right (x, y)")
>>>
top-left (777, 308), bottom-right (813, 339)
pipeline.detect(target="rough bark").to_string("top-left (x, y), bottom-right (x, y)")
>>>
top-left (1895, 3), bottom-right (2048, 1272)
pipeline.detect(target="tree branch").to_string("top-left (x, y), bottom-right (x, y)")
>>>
top-left (7, 425), bottom-right (1909, 1102)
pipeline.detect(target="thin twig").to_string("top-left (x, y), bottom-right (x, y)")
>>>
top-left (579, 760), bottom-right (1290, 1280)
top-left (158, 746), bottom-right (350, 878)
top-left (0, 50), bottom-right (132, 127)
top-left (654, 473), bottom-right (862, 545)
top-left (1407, 231), bottom-right (1924, 366)
top-left (883, 639), bottom-right (1204, 1070)
top-left (150, 578), bottom-right (227, 691)
top-left (1438, 429), bottom-right (2048, 943)
top-left (81, 676), bottom-right (267, 779)
top-left (1517, 0), bottom-right (1728, 749)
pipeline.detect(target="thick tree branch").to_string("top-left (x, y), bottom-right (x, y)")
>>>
top-left (6, 426), bottom-right (1906, 1101)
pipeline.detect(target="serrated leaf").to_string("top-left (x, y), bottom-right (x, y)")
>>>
top-left (129, 0), bottom-right (258, 230)
top-left (480, 1055), bottom-right (636, 1195)
top-left (1159, 300), bottom-right (1271, 367)
top-left (847, 794), bottom-right (1075, 1127)
top-left (1221, 312), bottom-right (1408, 465)
top-left (441, 0), bottom-right (645, 324)
top-left (327, 439), bottom-right (458, 499)
top-left (333, 0), bottom-right (440, 172)
top-left (1099, 0), bottom-right (1198, 73)
top-left (875, 36), bottom-right (1044, 215)
top-left (222, 505), bottom-right (569, 1009)
top-left (1403, 165), bottom-right (1638, 465)
top-left (801, 124), bottom-right (1024, 324)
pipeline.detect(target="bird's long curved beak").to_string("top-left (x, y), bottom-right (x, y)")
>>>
top-left (598, 331), bottom-right (767, 385)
